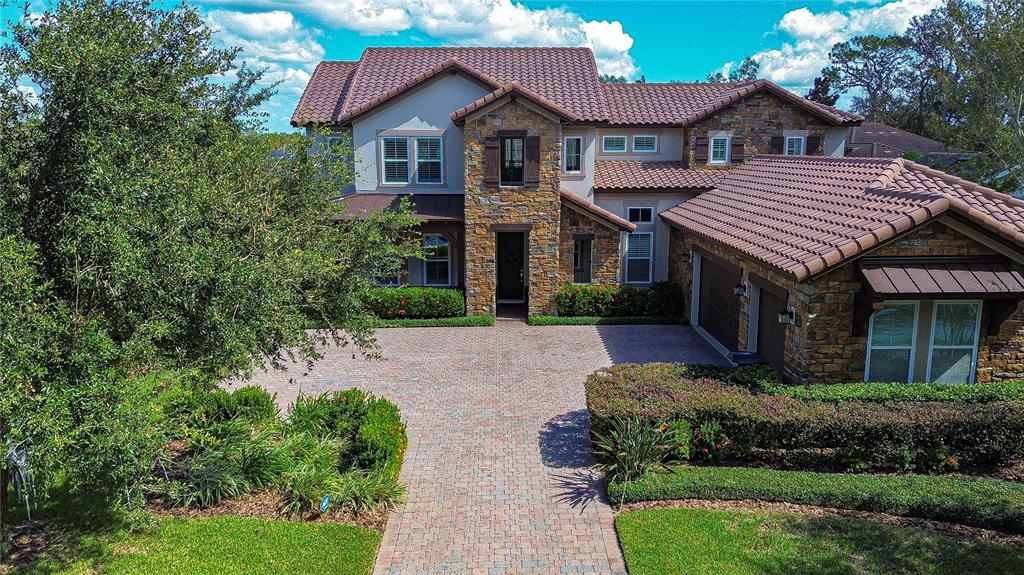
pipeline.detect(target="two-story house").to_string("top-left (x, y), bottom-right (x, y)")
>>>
top-left (294, 47), bottom-right (1024, 385)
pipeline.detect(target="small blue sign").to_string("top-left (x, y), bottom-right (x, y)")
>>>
top-left (319, 494), bottom-right (331, 513)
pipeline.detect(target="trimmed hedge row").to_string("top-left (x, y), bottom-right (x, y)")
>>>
top-left (362, 287), bottom-right (464, 319)
top-left (373, 315), bottom-right (494, 328)
top-left (774, 380), bottom-right (1024, 403)
top-left (528, 315), bottom-right (681, 326)
top-left (555, 282), bottom-right (684, 318)
top-left (608, 465), bottom-right (1024, 534)
top-left (586, 364), bottom-right (1024, 472)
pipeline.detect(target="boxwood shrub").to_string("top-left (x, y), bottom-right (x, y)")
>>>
top-left (774, 380), bottom-right (1024, 403)
top-left (586, 363), bottom-right (1024, 473)
top-left (555, 282), bottom-right (684, 318)
top-left (362, 287), bottom-right (464, 319)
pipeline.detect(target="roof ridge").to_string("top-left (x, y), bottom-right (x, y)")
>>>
top-left (904, 159), bottom-right (1024, 208)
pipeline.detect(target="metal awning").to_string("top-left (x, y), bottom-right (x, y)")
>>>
top-left (858, 258), bottom-right (1024, 298)
top-left (331, 193), bottom-right (464, 222)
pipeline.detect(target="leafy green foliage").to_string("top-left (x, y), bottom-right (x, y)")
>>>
top-left (555, 282), bottom-right (685, 318)
top-left (372, 315), bottom-right (495, 328)
top-left (528, 316), bottom-right (681, 326)
top-left (592, 416), bottom-right (682, 483)
top-left (361, 287), bottom-right (465, 319)
top-left (608, 465), bottom-right (1024, 534)
top-left (774, 380), bottom-right (1024, 403)
top-left (229, 387), bottom-right (279, 423)
top-left (692, 421), bottom-right (729, 463)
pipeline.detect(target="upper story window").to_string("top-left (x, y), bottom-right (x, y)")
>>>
top-left (381, 137), bottom-right (410, 183)
top-left (632, 135), bottom-right (657, 153)
top-left (627, 207), bottom-right (654, 224)
top-left (709, 136), bottom-right (730, 164)
top-left (785, 136), bottom-right (806, 156)
top-left (564, 136), bottom-right (582, 173)
top-left (602, 135), bottom-right (627, 153)
top-left (500, 136), bottom-right (525, 186)
top-left (415, 137), bottom-right (443, 184)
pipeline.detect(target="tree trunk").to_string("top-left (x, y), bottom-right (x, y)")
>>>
top-left (1, 466), bottom-right (9, 555)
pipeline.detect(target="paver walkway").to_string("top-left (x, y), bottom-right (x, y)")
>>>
top-left (236, 322), bottom-right (725, 575)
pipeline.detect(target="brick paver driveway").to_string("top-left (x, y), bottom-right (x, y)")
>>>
top-left (236, 322), bottom-right (725, 575)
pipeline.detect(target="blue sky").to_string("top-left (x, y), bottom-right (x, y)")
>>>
top-left (10, 0), bottom-right (945, 131)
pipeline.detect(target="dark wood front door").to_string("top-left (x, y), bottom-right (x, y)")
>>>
top-left (757, 286), bottom-right (787, 371)
top-left (496, 232), bottom-right (526, 302)
top-left (698, 257), bottom-right (741, 352)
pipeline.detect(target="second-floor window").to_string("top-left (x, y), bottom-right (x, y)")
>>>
top-left (500, 136), bottom-right (525, 186)
top-left (382, 137), bottom-right (409, 183)
top-left (564, 136), bottom-right (582, 173)
top-left (602, 135), bottom-right (627, 153)
top-left (415, 137), bottom-right (443, 184)
top-left (632, 135), bottom-right (657, 152)
top-left (709, 136), bottom-right (730, 164)
top-left (785, 136), bottom-right (805, 156)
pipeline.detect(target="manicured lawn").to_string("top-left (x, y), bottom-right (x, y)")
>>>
top-left (12, 515), bottom-right (381, 575)
top-left (616, 507), bottom-right (1024, 575)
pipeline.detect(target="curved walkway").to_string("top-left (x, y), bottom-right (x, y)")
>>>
top-left (237, 322), bottom-right (724, 575)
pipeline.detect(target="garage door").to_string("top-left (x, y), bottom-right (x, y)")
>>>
top-left (698, 256), bottom-right (740, 352)
top-left (756, 285), bottom-right (787, 371)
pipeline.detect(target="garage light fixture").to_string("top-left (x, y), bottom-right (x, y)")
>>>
top-left (777, 306), bottom-right (796, 325)
top-left (680, 251), bottom-right (692, 264)
top-left (733, 281), bottom-right (747, 297)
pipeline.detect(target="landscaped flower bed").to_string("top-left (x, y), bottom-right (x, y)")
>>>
top-left (554, 282), bottom-right (684, 319)
top-left (361, 287), bottom-right (464, 319)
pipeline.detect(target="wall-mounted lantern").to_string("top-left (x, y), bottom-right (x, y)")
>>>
top-left (733, 281), bottom-right (747, 297)
top-left (778, 306), bottom-right (796, 325)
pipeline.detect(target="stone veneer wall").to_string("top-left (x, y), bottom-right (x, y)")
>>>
top-left (558, 206), bottom-right (622, 286)
top-left (667, 222), bottom-right (1024, 384)
top-left (682, 92), bottom-right (832, 168)
top-left (462, 100), bottom-right (562, 316)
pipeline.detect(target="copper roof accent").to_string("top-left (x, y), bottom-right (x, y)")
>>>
top-left (660, 155), bottom-right (1024, 281)
top-left (560, 190), bottom-right (635, 232)
top-left (291, 61), bottom-right (359, 126)
top-left (859, 259), bottom-right (1024, 297)
top-left (332, 194), bottom-right (464, 222)
top-left (594, 161), bottom-right (726, 191)
top-left (450, 82), bottom-right (582, 123)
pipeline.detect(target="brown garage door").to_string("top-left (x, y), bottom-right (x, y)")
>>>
top-left (698, 256), bottom-right (740, 352)
top-left (757, 285), bottom-right (787, 371)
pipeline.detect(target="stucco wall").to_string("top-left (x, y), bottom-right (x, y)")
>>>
top-left (559, 127), bottom-right (597, 199)
top-left (596, 192), bottom-right (694, 283)
top-left (595, 127), bottom-right (683, 162)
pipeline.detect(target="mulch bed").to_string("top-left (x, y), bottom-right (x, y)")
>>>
top-left (620, 498), bottom-right (1024, 547)
top-left (1, 520), bottom-right (49, 573)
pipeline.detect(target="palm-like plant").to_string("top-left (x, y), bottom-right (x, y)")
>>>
top-left (592, 416), bottom-right (682, 484)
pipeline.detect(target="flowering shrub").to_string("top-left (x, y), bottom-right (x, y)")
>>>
top-left (692, 421), bottom-right (729, 463)
top-left (362, 287), bottom-right (464, 319)
top-left (555, 281), bottom-right (684, 317)
top-left (592, 415), bottom-right (684, 483)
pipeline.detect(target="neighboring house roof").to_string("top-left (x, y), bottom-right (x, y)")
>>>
top-left (450, 82), bottom-right (582, 123)
top-left (560, 189), bottom-right (636, 231)
top-left (292, 48), bottom-right (863, 127)
top-left (331, 193), bottom-right (464, 222)
top-left (594, 161), bottom-right (726, 192)
top-left (660, 155), bottom-right (1024, 281)
top-left (847, 122), bottom-right (948, 158)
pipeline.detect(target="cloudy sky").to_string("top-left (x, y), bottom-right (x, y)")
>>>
top-left (12, 0), bottom-right (945, 131)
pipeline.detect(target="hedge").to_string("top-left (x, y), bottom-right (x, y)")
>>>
top-left (773, 380), bottom-right (1024, 403)
top-left (362, 287), bottom-right (464, 319)
top-left (373, 315), bottom-right (494, 328)
top-left (555, 282), bottom-right (684, 317)
top-left (586, 363), bottom-right (1024, 472)
top-left (528, 315), bottom-right (681, 326)
top-left (608, 465), bottom-right (1024, 534)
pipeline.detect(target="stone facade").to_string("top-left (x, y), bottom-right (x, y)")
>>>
top-left (462, 100), bottom-right (563, 316)
top-left (558, 206), bottom-right (623, 286)
top-left (683, 92), bottom-right (832, 168)
top-left (668, 221), bottom-right (1024, 384)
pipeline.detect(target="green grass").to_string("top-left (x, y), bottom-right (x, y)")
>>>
top-left (772, 380), bottom-right (1024, 403)
top-left (608, 465), bottom-right (1024, 533)
top-left (616, 507), bottom-right (1024, 575)
top-left (527, 315), bottom-right (681, 326)
top-left (371, 314), bottom-right (494, 328)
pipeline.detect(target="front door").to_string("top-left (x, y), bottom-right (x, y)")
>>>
top-left (496, 232), bottom-right (526, 303)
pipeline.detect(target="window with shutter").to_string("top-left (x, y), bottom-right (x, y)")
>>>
top-left (415, 137), bottom-right (443, 184)
top-left (709, 137), bottom-right (730, 164)
top-left (484, 137), bottom-right (499, 186)
top-left (730, 141), bottom-right (745, 163)
top-left (626, 233), bottom-right (653, 284)
top-left (500, 136), bottom-right (525, 186)
top-left (770, 136), bottom-right (785, 154)
top-left (381, 137), bottom-right (409, 183)
top-left (525, 136), bottom-right (540, 185)
top-left (806, 136), bottom-right (822, 155)
top-left (564, 137), bottom-right (582, 173)
top-left (785, 136), bottom-right (805, 155)
top-left (694, 136), bottom-right (709, 162)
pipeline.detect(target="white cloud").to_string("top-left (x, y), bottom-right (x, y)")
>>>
top-left (17, 84), bottom-right (39, 105)
top-left (777, 8), bottom-right (849, 40)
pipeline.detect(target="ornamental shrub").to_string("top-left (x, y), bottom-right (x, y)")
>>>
top-left (555, 282), bottom-right (684, 318)
top-left (774, 380), bottom-right (1024, 403)
top-left (352, 397), bottom-right (407, 476)
top-left (362, 287), bottom-right (464, 319)
top-left (230, 386), bottom-right (279, 422)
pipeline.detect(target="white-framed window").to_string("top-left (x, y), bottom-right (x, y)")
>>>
top-left (381, 137), bottom-right (410, 183)
top-left (865, 301), bottom-right (919, 382)
top-left (627, 207), bottom-right (654, 224)
top-left (926, 301), bottom-right (982, 384)
top-left (785, 136), bottom-right (806, 156)
top-left (602, 135), bottom-right (627, 153)
top-left (632, 135), bottom-right (657, 152)
top-left (625, 232), bottom-right (653, 284)
top-left (422, 235), bottom-right (450, 286)
top-left (326, 135), bottom-right (348, 157)
top-left (415, 137), bottom-right (443, 184)
top-left (564, 136), bottom-right (583, 173)
top-left (573, 238), bottom-right (592, 284)
top-left (709, 136), bottom-right (730, 164)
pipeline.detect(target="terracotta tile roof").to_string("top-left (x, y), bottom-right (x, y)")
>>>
top-left (593, 161), bottom-right (726, 191)
top-left (560, 189), bottom-right (635, 231)
top-left (291, 61), bottom-right (358, 125)
top-left (660, 155), bottom-right (1024, 281)
top-left (450, 82), bottom-right (582, 123)
top-left (847, 122), bottom-right (947, 157)
top-left (331, 193), bottom-right (464, 222)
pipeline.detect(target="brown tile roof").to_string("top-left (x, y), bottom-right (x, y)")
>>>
top-left (847, 122), bottom-right (947, 158)
top-left (859, 259), bottom-right (1024, 296)
top-left (332, 193), bottom-right (464, 222)
top-left (594, 161), bottom-right (726, 191)
top-left (292, 61), bottom-right (358, 125)
top-left (560, 189), bottom-right (635, 231)
top-left (450, 82), bottom-right (582, 123)
top-left (660, 155), bottom-right (1024, 281)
